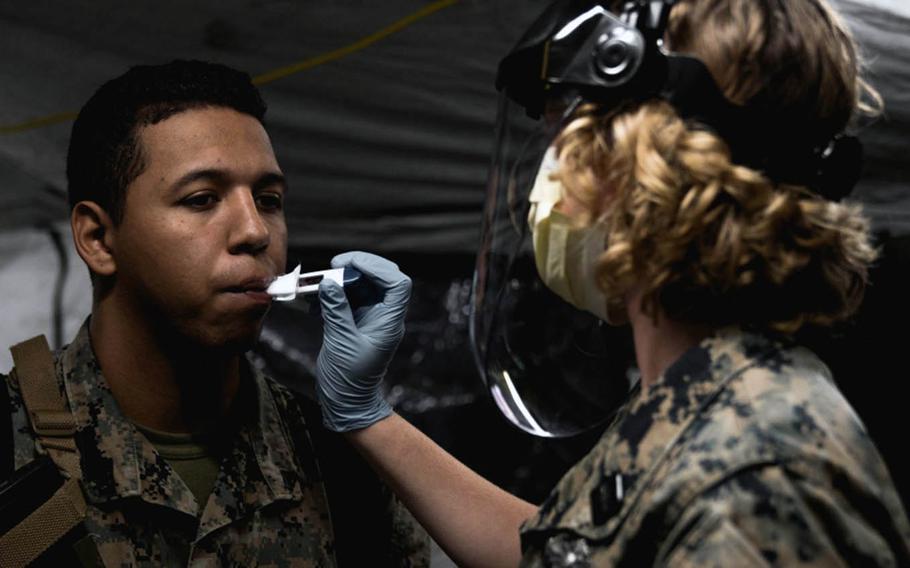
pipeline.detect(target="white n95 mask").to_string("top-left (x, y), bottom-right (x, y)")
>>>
top-left (527, 148), bottom-right (612, 323)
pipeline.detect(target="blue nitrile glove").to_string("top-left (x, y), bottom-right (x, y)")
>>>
top-left (315, 251), bottom-right (412, 432)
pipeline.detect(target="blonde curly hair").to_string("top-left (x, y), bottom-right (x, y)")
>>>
top-left (553, 0), bottom-right (880, 333)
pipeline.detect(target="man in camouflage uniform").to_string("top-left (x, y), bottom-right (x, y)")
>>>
top-left (1, 60), bottom-right (428, 566)
top-left (520, 328), bottom-right (910, 566)
top-left (4, 325), bottom-right (427, 566)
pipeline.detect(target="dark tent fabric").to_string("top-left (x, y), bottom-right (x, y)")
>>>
top-left (846, 1), bottom-right (910, 232)
top-left (1, 0), bottom-right (908, 248)
top-left (0, 0), bottom-right (550, 253)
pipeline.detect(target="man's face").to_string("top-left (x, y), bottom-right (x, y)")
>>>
top-left (111, 106), bottom-right (288, 351)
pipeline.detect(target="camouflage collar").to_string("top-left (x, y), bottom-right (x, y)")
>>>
top-left (626, 326), bottom-right (784, 430)
top-left (523, 326), bottom-right (782, 538)
top-left (59, 320), bottom-right (305, 526)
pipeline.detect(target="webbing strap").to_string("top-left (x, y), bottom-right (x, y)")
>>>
top-left (0, 477), bottom-right (87, 568)
top-left (9, 336), bottom-right (80, 480)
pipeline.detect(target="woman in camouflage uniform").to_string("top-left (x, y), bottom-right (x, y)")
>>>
top-left (312, 0), bottom-right (910, 565)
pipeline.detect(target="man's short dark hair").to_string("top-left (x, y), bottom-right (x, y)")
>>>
top-left (66, 60), bottom-right (267, 223)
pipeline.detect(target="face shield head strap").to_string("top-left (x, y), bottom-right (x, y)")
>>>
top-left (497, 1), bottom-right (675, 119)
top-left (496, 0), bottom-right (862, 200)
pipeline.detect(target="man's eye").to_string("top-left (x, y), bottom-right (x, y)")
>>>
top-left (182, 193), bottom-right (217, 209)
top-left (257, 193), bottom-right (283, 211)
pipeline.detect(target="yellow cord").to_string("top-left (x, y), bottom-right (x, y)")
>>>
top-left (253, 0), bottom-right (458, 85)
top-left (0, 0), bottom-right (459, 135)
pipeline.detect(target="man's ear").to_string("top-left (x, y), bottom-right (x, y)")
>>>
top-left (71, 201), bottom-right (117, 277)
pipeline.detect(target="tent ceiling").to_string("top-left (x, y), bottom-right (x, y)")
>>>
top-left (1, 0), bottom-right (908, 254)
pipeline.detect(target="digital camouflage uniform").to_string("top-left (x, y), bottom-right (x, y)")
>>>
top-left (520, 327), bottom-right (910, 567)
top-left (2, 322), bottom-right (429, 567)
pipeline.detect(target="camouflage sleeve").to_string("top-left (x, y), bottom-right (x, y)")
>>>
top-left (316, 425), bottom-right (430, 567)
top-left (287, 388), bottom-right (430, 567)
top-left (659, 464), bottom-right (899, 566)
top-left (383, 488), bottom-right (431, 568)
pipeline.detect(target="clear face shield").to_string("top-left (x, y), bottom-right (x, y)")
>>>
top-left (469, 92), bottom-right (636, 438)
top-left (468, 0), bottom-right (678, 438)
top-left (469, 0), bottom-right (862, 438)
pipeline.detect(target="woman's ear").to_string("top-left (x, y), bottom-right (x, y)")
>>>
top-left (71, 201), bottom-right (117, 277)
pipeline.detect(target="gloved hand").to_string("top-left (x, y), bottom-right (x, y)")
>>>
top-left (315, 251), bottom-right (412, 432)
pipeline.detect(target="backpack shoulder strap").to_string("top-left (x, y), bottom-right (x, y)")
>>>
top-left (0, 472), bottom-right (87, 568)
top-left (9, 336), bottom-right (80, 480)
top-left (1, 337), bottom-right (88, 568)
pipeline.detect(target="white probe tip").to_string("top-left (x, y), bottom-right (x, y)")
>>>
top-left (267, 265), bottom-right (301, 301)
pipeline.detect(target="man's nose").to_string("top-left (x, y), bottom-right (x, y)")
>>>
top-left (227, 190), bottom-right (270, 255)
